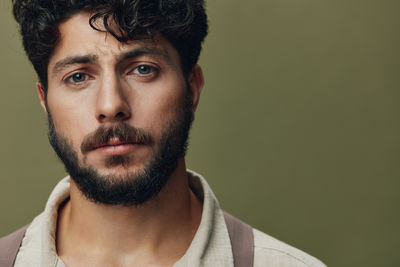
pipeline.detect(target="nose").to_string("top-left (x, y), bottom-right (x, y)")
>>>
top-left (95, 74), bottom-right (131, 123)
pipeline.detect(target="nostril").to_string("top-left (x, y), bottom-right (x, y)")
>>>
top-left (97, 111), bottom-right (129, 122)
top-left (115, 111), bottom-right (125, 118)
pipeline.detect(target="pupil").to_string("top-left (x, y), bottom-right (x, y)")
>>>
top-left (139, 65), bottom-right (150, 74)
top-left (73, 73), bottom-right (84, 82)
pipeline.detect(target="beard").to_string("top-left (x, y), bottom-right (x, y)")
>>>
top-left (47, 93), bottom-right (193, 206)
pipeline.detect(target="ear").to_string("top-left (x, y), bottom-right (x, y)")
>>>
top-left (36, 82), bottom-right (48, 114)
top-left (188, 65), bottom-right (204, 119)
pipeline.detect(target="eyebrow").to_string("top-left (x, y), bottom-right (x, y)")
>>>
top-left (118, 47), bottom-right (173, 66)
top-left (52, 55), bottom-right (98, 75)
top-left (52, 46), bottom-right (173, 75)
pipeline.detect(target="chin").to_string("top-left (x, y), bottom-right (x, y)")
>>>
top-left (94, 163), bottom-right (148, 178)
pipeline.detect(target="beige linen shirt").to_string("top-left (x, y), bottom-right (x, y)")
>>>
top-left (14, 170), bottom-right (326, 267)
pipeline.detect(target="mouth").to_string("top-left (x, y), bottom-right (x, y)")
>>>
top-left (93, 138), bottom-right (140, 157)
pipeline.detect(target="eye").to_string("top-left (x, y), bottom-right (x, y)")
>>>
top-left (66, 73), bottom-right (89, 83)
top-left (132, 65), bottom-right (157, 75)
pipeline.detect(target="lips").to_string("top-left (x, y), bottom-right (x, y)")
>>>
top-left (96, 138), bottom-right (134, 148)
top-left (80, 123), bottom-right (154, 155)
top-left (93, 139), bottom-right (139, 157)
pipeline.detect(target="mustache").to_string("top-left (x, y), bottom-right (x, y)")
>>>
top-left (80, 123), bottom-right (154, 154)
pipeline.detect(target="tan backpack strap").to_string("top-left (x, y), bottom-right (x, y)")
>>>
top-left (0, 224), bottom-right (29, 267)
top-left (223, 212), bottom-right (254, 267)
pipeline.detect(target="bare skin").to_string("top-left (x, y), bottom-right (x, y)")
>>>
top-left (56, 160), bottom-right (203, 267)
top-left (37, 12), bottom-right (205, 267)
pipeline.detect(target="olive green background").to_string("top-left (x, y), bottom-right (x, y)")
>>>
top-left (1, 0), bottom-right (399, 266)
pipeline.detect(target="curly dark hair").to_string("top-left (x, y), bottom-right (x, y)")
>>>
top-left (12, 0), bottom-right (208, 92)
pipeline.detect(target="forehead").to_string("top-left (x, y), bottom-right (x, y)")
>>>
top-left (48, 12), bottom-right (179, 71)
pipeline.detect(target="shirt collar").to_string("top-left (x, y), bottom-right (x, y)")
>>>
top-left (21, 171), bottom-right (233, 266)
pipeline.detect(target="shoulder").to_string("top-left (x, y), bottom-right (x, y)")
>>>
top-left (0, 224), bottom-right (30, 265)
top-left (253, 228), bottom-right (326, 267)
top-left (0, 224), bottom-right (29, 244)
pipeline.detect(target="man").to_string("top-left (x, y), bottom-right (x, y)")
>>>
top-left (1, 0), bottom-right (325, 266)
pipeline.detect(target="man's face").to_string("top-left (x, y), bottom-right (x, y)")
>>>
top-left (39, 12), bottom-right (202, 205)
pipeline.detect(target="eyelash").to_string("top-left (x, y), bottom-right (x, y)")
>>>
top-left (129, 64), bottom-right (159, 76)
top-left (65, 72), bottom-right (90, 84)
top-left (63, 64), bottom-right (159, 86)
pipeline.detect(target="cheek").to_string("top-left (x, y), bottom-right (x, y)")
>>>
top-left (46, 91), bottom-right (94, 150)
top-left (132, 79), bottom-right (186, 134)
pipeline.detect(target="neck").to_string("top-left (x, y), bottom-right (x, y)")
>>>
top-left (56, 159), bottom-right (203, 267)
